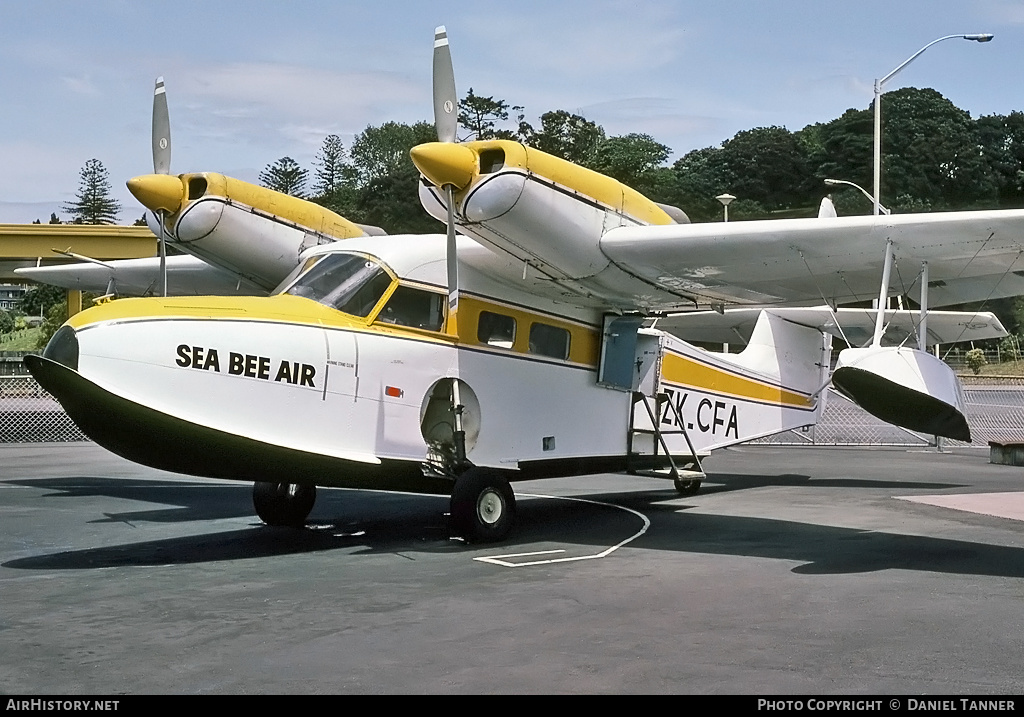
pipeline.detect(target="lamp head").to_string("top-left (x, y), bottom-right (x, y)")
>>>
top-left (964, 33), bottom-right (994, 42)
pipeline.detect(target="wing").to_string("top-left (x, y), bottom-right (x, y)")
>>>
top-left (14, 255), bottom-right (265, 297)
top-left (655, 306), bottom-right (1007, 348)
top-left (601, 209), bottom-right (1024, 308)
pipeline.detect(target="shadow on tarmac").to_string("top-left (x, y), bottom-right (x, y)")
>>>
top-left (4, 472), bottom-right (1021, 579)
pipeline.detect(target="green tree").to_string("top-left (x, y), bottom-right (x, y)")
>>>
top-left (880, 88), bottom-right (997, 211)
top-left (524, 110), bottom-right (606, 165)
top-left (354, 162), bottom-right (443, 235)
top-left (349, 121), bottom-right (436, 186)
top-left (0, 309), bottom-right (14, 335)
top-left (17, 283), bottom-right (64, 317)
top-left (259, 156), bottom-right (308, 197)
top-left (312, 134), bottom-right (353, 197)
top-left (458, 88), bottom-right (524, 141)
top-left (801, 109), bottom-right (874, 214)
top-left (35, 302), bottom-right (67, 350)
top-left (718, 126), bottom-right (817, 210)
top-left (591, 133), bottom-right (671, 189)
top-left (672, 146), bottom-right (735, 222)
top-left (976, 111), bottom-right (1024, 208)
top-left (64, 159), bottom-right (122, 224)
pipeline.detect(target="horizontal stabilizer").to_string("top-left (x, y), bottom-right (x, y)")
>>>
top-left (655, 306), bottom-right (1006, 348)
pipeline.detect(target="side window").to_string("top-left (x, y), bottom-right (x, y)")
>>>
top-left (477, 311), bottom-right (516, 349)
top-left (336, 270), bottom-right (393, 317)
top-left (529, 322), bottom-right (571, 360)
top-left (376, 285), bottom-right (445, 332)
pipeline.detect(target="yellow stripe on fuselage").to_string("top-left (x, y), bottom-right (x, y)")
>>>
top-left (460, 140), bottom-right (675, 226)
top-left (661, 352), bottom-right (813, 408)
top-left (68, 292), bottom-right (602, 368)
top-left (184, 173), bottom-right (366, 240)
top-left (69, 294), bottom-right (382, 333)
top-left (453, 295), bottom-right (600, 367)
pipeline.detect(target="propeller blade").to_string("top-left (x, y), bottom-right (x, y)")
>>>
top-left (445, 186), bottom-right (459, 334)
top-left (432, 26), bottom-right (458, 143)
top-left (152, 77), bottom-right (171, 174)
top-left (158, 210), bottom-right (168, 297)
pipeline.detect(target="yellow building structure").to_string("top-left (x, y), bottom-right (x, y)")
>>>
top-left (0, 224), bottom-right (155, 316)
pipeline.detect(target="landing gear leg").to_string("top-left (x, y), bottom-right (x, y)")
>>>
top-left (253, 481), bottom-right (316, 527)
top-left (450, 467), bottom-right (516, 543)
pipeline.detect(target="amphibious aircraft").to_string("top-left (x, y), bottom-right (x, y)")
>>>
top-left (27, 27), bottom-right (1021, 543)
top-left (16, 77), bottom-right (382, 298)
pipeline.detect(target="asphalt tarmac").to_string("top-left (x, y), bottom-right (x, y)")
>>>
top-left (2, 442), bottom-right (1023, 695)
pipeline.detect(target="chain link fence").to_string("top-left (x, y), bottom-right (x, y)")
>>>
top-left (752, 384), bottom-right (1024, 447)
top-left (1, 375), bottom-right (88, 442)
top-left (3, 370), bottom-right (1024, 448)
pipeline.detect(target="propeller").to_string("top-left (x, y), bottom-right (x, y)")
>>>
top-left (432, 26), bottom-right (460, 335)
top-left (152, 77), bottom-right (171, 296)
top-left (431, 25), bottom-right (467, 469)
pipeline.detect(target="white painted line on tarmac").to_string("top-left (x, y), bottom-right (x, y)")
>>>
top-left (474, 492), bottom-right (651, 568)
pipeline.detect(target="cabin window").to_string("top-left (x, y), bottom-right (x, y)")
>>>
top-left (478, 148), bottom-right (505, 174)
top-left (376, 285), bottom-right (445, 332)
top-left (529, 322), bottom-right (571, 360)
top-left (285, 252), bottom-right (393, 317)
top-left (477, 311), bottom-right (516, 349)
top-left (188, 176), bottom-right (208, 200)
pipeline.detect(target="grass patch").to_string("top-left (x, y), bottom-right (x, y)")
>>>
top-left (0, 328), bottom-right (43, 351)
top-left (976, 359), bottom-right (1024, 376)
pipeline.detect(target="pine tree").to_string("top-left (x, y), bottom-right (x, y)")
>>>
top-left (63, 159), bottom-right (122, 224)
top-left (259, 157), bottom-right (308, 197)
top-left (312, 135), bottom-right (352, 197)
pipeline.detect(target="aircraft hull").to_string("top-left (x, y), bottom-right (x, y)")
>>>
top-left (25, 354), bottom-right (444, 493)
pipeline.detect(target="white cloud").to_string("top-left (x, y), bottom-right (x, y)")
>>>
top-left (178, 63), bottom-right (425, 126)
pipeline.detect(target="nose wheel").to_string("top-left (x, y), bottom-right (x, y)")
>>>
top-left (253, 481), bottom-right (316, 527)
top-left (450, 467), bottom-right (516, 543)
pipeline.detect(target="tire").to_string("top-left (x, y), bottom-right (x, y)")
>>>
top-left (674, 478), bottom-right (701, 497)
top-left (252, 481), bottom-right (316, 527)
top-left (450, 468), bottom-right (516, 543)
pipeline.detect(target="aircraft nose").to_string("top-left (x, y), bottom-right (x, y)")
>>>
top-left (127, 173), bottom-right (185, 214)
top-left (410, 142), bottom-right (477, 191)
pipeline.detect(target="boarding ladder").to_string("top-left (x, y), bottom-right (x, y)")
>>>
top-left (626, 391), bottom-right (706, 494)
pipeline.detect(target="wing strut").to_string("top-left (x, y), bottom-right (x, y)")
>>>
top-left (872, 239), bottom-right (895, 347)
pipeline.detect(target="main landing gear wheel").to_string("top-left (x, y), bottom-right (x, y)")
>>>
top-left (252, 481), bottom-right (316, 527)
top-left (450, 468), bottom-right (516, 543)
top-left (674, 478), bottom-right (702, 497)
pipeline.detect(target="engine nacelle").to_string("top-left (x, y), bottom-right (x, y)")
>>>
top-left (832, 346), bottom-right (970, 441)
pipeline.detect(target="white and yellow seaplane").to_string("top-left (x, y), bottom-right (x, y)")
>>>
top-left (16, 77), bottom-right (381, 298)
top-left (26, 28), bottom-right (1020, 543)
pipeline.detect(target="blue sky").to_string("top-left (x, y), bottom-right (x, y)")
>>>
top-left (1, 0), bottom-right (1022, 223)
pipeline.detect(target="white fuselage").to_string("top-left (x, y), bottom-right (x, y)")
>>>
top-left (53, 235), bottom-right (832, 487)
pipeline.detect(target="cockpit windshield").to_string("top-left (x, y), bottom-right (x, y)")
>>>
top-left (284, 252), bottom-right (393, 317)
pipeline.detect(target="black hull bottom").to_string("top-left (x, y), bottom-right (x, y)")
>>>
top-left (24, 355), bottom-right (447, 494)
top-left (832, 366), bottom-right (971, 442)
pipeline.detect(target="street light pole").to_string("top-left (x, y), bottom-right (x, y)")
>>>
top-left (716, 193), bottom-right (736, 223)
top-left (872, 33), bottom-right (993, 215)
top-left (824, 178), bottom-right (890, 215)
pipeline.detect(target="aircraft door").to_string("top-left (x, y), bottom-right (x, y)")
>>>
top-left (323, 330), bottom-right (358, 399)
top-left (597, 315), bottom-right (645, 391)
